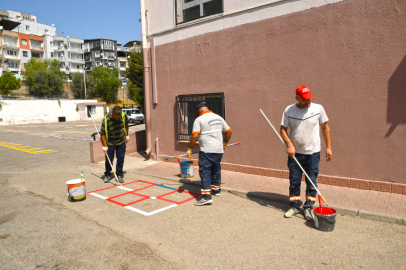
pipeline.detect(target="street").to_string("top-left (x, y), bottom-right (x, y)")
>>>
top-left (0, 121), bottom-right (405, 270)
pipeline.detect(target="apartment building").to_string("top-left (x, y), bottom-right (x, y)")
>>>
top-left (6, 10), bottom-right (37, 22)
top-left (1, 28), bottom-right (21, 74)
top-left (18, 33), bottom-right (44, 71)
top-left (83, 38), bottom-right (118, 71)
top-left (116, 44), bottom-right (128, 82)
top-left (44, 35), bottom-right (85, 76)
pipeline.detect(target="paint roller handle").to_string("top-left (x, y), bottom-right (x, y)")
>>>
top-left (164, 142), bottom-right (241, 160)
top-left (319, 194), bottom-right (329, 207)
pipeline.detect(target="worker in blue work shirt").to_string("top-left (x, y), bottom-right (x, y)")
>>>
top-left (100, 106), bottom-right (129, 184)
top-left (187, 102), bottom-right (232, 206)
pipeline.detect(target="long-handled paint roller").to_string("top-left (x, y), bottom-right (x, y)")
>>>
top-left (89, 111), bottom-right (122, 186)
top-left (164, 142), bottom-right (242, 161)
top-left (260, 109), bottom-right (329, 206)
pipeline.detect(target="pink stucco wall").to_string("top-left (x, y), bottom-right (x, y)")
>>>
top-left (148, 0), bottom-right (406, 184)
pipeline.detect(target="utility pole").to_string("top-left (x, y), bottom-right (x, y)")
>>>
top-left (83, 67), bottom-right (87, 99)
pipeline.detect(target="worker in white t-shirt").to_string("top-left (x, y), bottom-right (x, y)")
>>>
top-left (280, 85), bottom-right (332, 220)
top-left (187, 102), bottom-right (232, 206)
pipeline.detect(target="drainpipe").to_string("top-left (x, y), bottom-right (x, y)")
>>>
top-left (140, 0), bottom-right (152, 157)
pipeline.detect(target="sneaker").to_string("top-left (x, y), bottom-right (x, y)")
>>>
top-left (117, 176), bottom-right (124, 184)
top-left (284, 208), bottom-right (300, 218)
top-left (211, 190), bottom-right (221, 196)
top-left (102, 175), bottom-right (110, 183)
top-left (304, 208), bottom-right (315, 221)
top-left (194, 197), bottom-right (213, 206)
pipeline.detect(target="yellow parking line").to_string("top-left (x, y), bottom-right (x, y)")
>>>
top-left (0, 142), bottom-right (57, 154)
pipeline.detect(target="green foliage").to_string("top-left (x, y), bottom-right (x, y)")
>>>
top-left (24, 58), bottom-right (66, 96)
top-left (126, 51), bottom-right (144, 107)
top-left (71, 72), bottom-right (95, 99)
top-left (0, 73), bottom-right (21, 95)
top-left (58, 100), bottom-right (61, 108)
top-left (30, 69), bottom-right (64, 96)
top-left (90, 66), bottom-right (121, 103)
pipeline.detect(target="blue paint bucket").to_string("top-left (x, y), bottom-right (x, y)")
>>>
top-left (180, 161), bottom-right (194, 178)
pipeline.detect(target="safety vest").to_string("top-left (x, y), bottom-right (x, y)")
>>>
top-left (103, 112), bottom-right (127, 141)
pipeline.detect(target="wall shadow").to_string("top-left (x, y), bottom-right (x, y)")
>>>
top-left (386, 55), bottom-right (406, 137)
top-left (229, 191), bottom-right (293, 214)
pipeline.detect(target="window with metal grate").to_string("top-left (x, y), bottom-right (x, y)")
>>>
top-left (176, 93), bottom-right (225, 141)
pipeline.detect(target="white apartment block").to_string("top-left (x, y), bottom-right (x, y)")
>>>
top-left (44, 36), bottom-right (85, 75)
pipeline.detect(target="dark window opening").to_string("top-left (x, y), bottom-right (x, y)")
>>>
top-left (183, 5), bottom-right (200, 23)
top-left (203, 0), bottom-right (223, 16)
top-left (176, 93), bottom-right (225, 141)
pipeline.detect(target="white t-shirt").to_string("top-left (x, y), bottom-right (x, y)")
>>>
top-left (192, 111), bottom-right (231, 153)
top-left (281, 103), bottom-right (329, 155)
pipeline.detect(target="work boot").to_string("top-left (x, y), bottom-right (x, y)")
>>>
top-left (211, 189), bottom-right (221, 196)
top-left (117, 176), bottom-right (124, 184)
top-left (304, 208), bottom-right (315, 221)
top-left (102, 175), bottom-right (109, 183)
top-left (194, 197), bottom-right (213, 206)
top-left (284, 208), bottom-right (300, 218)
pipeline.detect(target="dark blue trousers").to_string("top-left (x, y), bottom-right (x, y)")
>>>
top-left (199, 151), bottom-right (223, 199)
top-left (288, 152), bottom-right (320, 209)
top-left (105, 143), bottom-right (126, 177)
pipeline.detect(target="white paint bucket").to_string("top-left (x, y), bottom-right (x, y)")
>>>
top-left (66, 179), bottom-right (86, 201)
top-left (180, 161), bottom-right (194, 178)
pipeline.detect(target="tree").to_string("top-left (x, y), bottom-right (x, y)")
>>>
top-left (126, 50), bottom-right (144, 107)
top-left (30, 70), bottom-right (64, 97)
top-left (24, 58), bottom-right (66, 96)
top-left (0, 73), bottom-right (21, 95)
top-left (90, 66), bottom-right (121, 103)
top-left (71, 72), bottom-right (95, 99)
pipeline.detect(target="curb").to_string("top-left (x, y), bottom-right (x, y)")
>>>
top-left (130, 171), bottom-right (405, 226)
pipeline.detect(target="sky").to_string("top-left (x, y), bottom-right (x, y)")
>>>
top-left (2, 0), bottom-right (142, 46)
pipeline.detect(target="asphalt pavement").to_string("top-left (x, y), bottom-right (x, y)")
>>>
top-left (0, 121), bottom-right (405, 270)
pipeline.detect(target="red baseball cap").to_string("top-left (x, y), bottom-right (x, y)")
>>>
top-left (296, 85), bottom-right (313, 100)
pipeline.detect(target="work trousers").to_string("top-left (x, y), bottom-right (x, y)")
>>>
top-left (105, 142), bottom-right (126, 177)
top-left (199, 151), bottom-right (223, 200)
top-left (288, 152), bottom-right (320, 210)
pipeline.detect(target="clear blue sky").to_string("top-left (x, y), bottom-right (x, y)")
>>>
top-left (2, 0), bottom-right (142, 46)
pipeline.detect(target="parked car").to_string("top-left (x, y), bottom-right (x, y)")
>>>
top-left (122, 108), bottom-right (144, 123)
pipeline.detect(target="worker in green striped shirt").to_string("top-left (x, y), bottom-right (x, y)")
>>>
top-left (100, 106), bottom-right (129, 183)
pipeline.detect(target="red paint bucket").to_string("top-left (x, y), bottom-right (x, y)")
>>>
top-left (313, 196), bottom-right (337, 232)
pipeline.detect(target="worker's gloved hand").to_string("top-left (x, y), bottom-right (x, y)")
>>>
top-left (187, 148), bottom-right (192, 159)
top-left (223, 143), bottom-right (227, 150)
top-left (126, 136), bottom-right (130, 142)
top-left (102, 146), bottom-right (108, 152)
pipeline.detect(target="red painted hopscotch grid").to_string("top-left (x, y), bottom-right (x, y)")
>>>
top-left (88, 180), bottom-right (200, 207)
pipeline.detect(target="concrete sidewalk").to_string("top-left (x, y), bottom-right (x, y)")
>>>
top-left (116, 155), bottom-right (406, 225)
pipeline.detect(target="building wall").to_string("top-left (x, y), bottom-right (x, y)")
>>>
top-left (15, 20), bottom-right (56, 36)
top-left (0, 99), bottom-right (96, 125)
top-left (147, 0), bottom-right (406, 184)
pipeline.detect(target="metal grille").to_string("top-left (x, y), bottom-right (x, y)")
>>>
top-left (176, 93), bottom-right (225, 141)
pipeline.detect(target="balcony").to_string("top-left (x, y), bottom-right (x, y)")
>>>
top-left (68, 47), bottom-right (83, 53)
top-left (69, 58), bottom-right (85, 64)
top-left (69, 68), bottom-right (84, 73)
top-left (4, 54), bottom-right (20, 60)
top-left (53, 46), bottom-right (65, 51)
top-left (30, 45), bottom-right (44, 51)
top-left (84, 57), bottom-right (91, 62)
top-left (101, 44), bottom-right (114, 50)
top-left (2, 42), bottom-right (19, 49)
top-left (59, 56), bottom-right (65, 61)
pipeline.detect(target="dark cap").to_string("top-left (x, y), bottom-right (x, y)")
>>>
top-left (196, 102), bottom-right (207, 116)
